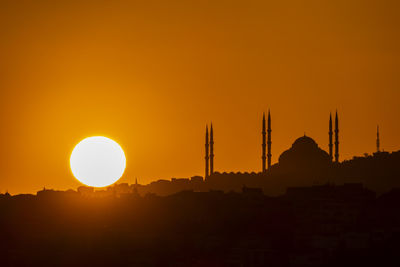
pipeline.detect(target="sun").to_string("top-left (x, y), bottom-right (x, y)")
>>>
top-left (70, 136), bottom-right (126, 187)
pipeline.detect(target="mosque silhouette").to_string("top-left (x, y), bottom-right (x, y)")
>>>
top-left (205, 111), bottom-right (348, 178)
top-left (2, 111), bottom-right (400, 267)
top-left (99, 110), bottom-right (398, 198)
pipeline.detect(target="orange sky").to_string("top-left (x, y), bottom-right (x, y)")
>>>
top-left (1, 0), bottom-right (400, 194)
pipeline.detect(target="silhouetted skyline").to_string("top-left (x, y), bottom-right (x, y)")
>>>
top-left (2, 1), bottom-right (400, 266)
top-left (3, 114), bottom-right (397, 197)
top-left (2, 180), bottom-right (400, 266)
top-left (1, 0), bottom-right (400, 194)
top-left (0, 110), bottom-right (394, 194)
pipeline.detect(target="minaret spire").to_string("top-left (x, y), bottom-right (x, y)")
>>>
top-left (210, 123), bottom-right (214, 175)
top-left (133, 178), bottom-right (139, 195)
top-left (205, 125), bottom-right (209, 178)
top-left (267, 110), bottom-right (272, 169)
top-left (329, 113), bottom-right (333, 161)
top-left (262, 113), bottom-right (266, 173)
top-left (376, 125), bottom-right (380, 153)
top-left (334, 111), bottom-right (339, 163)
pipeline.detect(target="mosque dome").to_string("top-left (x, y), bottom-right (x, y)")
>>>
top-left (277, 135), bottom-right (331, 174)
top-left (292, 136), bottom-right (319, 150)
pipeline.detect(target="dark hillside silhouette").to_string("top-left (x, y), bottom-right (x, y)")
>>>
top-left (1, 113), bottom-right (400, 266)
top-left (126, 144), bottom-right (400, 197)
top-left (1, 184), bottom-right (400, 266)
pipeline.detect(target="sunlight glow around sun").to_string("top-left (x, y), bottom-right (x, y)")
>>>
top-left (70, 136), bottom-right (126, 187)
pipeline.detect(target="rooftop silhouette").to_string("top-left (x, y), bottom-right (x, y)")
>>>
top-left (2, 182), bottom-right (400, 266)
top-left (1, 112), bottom-right (400, 266)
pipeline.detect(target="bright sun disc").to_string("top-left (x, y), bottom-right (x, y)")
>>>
top-left (70, 136), bottom-right (126, 187)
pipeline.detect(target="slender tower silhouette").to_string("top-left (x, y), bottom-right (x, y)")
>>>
top-left (210, 123), bottom-right (214, 175)
top-left (262, 113), bottom-right (266, 173)
top-left (334, 111), bottom-right (339, 163)
top-left (267, 110), bottom-right (272, 169)
top-left (376, 125), bottom-right (380, 153)
top-left (329, 113), bottom-right (333, 161)
top-left (133, 178), bottom-right (139, 195)
top-left (205, 125), bottom-right (209, 178)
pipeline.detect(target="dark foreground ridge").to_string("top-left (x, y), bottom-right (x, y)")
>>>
top-left (2, 183), bottom-right (400, 266)
top-left (2, 130), bottom-right (400, 266)
top-left (105, 145), bottom-right (400, 197)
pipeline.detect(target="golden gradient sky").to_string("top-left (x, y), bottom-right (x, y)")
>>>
top-left (1, 0), bottom-right (400, 194)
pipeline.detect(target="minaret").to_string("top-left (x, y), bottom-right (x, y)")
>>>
top-left (262, 113), bottom-right (266, 173)
top-left (329, 113), bottom-right (333, 161)
top-left (376, 125), bottom-right (380, 153)
top-left (205, 125), bottom-right (209, 178)
top-left (210, 123), bottom-right (214, 175)
top-left (133, 178), bottom-right (139, 195)
top-left (334, 111), bottom-right (339, 163)
top-left (267, 110), bottom-right (272, 169)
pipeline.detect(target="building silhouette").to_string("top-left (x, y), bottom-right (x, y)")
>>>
top-left (204, 123), bottom-right (215, 178)
top-left (262, 113), bottom-right (266, 173)
top-left (205, 125), bottom-right (209, 178)
top-left (267, 110), bottom-right (272, 169)
top-left (329, 113), bottom-right (333, 161)
top-left (195, 111), bottom-right (400, 195)
top-left (276, 135), bottom-right (331, 175)
top-left (210, 123), bottom-right (214, 175)
top-left (377, 125), bottom-right (380, 153)
top-left (261, 110), bottom-right (272, 172)
top-left (207, 110), bottom-right (341, 177)
top-left (2, 111), bottom-right (400, 267)
top-left (335, 111), bottom-right (339, 162)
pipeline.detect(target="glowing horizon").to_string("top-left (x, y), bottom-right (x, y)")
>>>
top-left (1, 0), bottom-right (400, 194)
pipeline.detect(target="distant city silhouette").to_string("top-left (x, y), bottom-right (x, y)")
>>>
top-left (1, 111), bottom-right (400, 266)
top-left (2, 183), bottom-right (400, 266)
top-left (107, 111), bottom-right (399, 197)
